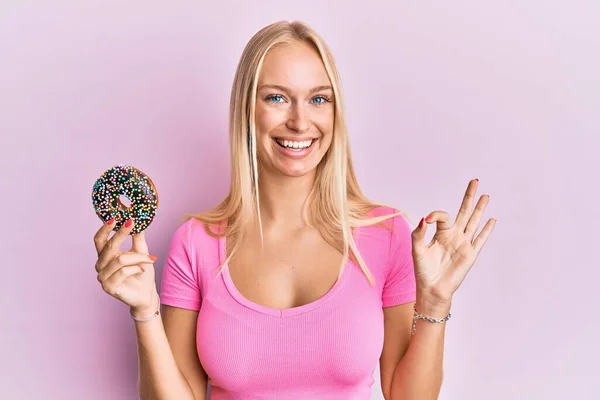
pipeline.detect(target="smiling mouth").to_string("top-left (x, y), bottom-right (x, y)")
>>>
top-left (273, 138), bottom-right (316, 150)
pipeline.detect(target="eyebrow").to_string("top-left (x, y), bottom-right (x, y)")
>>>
top-left (258, 84), bottom-right (333, 95)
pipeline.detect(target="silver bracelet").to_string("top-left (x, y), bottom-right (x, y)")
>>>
top-left (412, 303), bottom-right (451, 335)
top-left (130, 293), bottom-right (161, 322)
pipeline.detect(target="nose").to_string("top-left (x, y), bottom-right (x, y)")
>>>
top-left (285, 103), bottom-right (311, 133)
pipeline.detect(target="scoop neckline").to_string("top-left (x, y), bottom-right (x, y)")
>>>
top-left (218, 228), bottom-right (359, 319)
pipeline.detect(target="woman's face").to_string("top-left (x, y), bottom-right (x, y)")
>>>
top-left (255, 41), bottom-right (335, 178)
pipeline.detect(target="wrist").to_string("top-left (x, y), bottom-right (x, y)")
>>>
top-left (416, 291), bottom-right (452, 317)
top-left (130, 291), bottom-right (159, 319)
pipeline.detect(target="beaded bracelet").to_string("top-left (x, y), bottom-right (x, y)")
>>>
top-left (130, 293), bottom-right (161, 322)
top-left (412, 303), bottom-right (451, 335)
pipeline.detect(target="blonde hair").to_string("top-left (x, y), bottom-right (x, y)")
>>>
top-left (184, 20), bottom-right (412, 285)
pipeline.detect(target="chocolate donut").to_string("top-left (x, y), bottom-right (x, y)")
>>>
top-left (91, 164), bottom-right (159, 234)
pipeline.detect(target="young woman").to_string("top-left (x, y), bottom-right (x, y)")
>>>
top-left (93, 20), bottom-right (496, 400)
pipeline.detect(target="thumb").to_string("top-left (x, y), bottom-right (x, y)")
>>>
top-left (131, 231), bottom-right (149, 255)
top-left (411, 217), bottom-right (427, 260)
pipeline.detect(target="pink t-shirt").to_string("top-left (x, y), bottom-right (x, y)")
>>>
top-left (160, 207), bottom-right (416, 400)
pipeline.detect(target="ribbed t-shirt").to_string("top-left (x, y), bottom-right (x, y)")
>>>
top-left (159, 207), bottom-right (416, 399)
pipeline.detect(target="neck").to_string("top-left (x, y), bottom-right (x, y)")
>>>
top-left (257, 169), bottom-right (316, 229)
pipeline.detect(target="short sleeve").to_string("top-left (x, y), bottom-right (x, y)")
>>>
top-left (159, 220), bottom-right (202, 311)
top-left (381, 214), bottom-right (417, 307)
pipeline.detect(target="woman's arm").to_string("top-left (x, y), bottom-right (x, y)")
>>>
top-left (389, 295), bottom-right (450, 400)
top-left (134, 291), bottom-right (207, 400)
top-left (389, 179), bottom-right (495, 399)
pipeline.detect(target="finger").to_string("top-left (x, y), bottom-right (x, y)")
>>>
top-left (411, 217), bottom-right (428, 260)
top-left (93, 217), bottom-right (116, 256)
top-left (454, 178), bottom-right (479, 229)
top-left (98, 251), bottom-right (156, 279)
top-left (472, 218), bottom-right (497, 254)
top-left (425, 210), bottom-right (452, 231)
top-left (131, 231), bottom-right (149, 255)
top-left (97, 218), bottom-right (135, 270)
top-left (464, 194), bottom-right (490, 240)
top-left (101, 265), bottom-right (146, 297)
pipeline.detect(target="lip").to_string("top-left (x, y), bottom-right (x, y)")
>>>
top-left (272, 137), bottom-right (316, 159)
top-left (273, 137), bottom-right (319, 142)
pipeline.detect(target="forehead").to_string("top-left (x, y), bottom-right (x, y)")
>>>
top-left (258, 42), bottom-right (331, 89)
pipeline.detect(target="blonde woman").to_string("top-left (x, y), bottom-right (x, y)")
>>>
top-left (93, 21), bottom-right (496, 400)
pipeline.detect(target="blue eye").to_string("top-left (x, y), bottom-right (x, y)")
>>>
top-left (311, 96), bottom-right (329, 105)
top-left (266, 95), bottom-right (285, 103)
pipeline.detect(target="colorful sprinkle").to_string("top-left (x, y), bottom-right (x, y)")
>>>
top-left (91, 164), bottom-right (159, 235)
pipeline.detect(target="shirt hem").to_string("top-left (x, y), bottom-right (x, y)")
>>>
top-left (160, 294), bottom-right (201, 311)
top-left (382, 290), bottom-right (417, 308)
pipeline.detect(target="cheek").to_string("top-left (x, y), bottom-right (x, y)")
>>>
top-left (315, 113), bottom-right (334, 145)
top-left (255, 106), bottom-right (282, 133)
top-left (254, 108), bottom-right (277, 160)
top-left (315, 107), bottom-right (334, 129)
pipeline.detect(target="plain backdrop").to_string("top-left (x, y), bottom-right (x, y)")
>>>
top-left (1, 1), bottom-right (598, 399)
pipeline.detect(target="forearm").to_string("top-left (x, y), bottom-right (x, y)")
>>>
top-left (135, 302), bottom-right (195, 400)
top-left (390, 296), bottom-right (450, 400)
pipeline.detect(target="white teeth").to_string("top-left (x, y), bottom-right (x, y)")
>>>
top-left (276, 139), bottom-right (313, 149)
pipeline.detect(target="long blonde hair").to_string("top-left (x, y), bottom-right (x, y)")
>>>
top-left (184, 20), bottom-right (411, 285)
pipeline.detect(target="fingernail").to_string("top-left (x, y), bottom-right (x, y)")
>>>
top-left (149, 255), bottom-right (158, 261)
top-left (140, 266), bottom-right (146, 273)
top-left (418, 217), bottom-right (424, 228)
top-left (424, 216), bottom-right (432, 223)
top-left (124, 219), bottom-right (133, 228)
top-left (106, 218), bottom-right (115, 225)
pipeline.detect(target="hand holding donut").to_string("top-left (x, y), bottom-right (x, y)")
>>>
top-left (93, 218), bottom-right (159, 318)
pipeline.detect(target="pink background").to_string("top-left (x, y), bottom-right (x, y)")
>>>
top-left (1, 1), bottom-right (597, 399)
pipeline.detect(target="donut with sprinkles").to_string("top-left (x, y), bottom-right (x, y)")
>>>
top-left (91, 164), bottom-right (159, 234)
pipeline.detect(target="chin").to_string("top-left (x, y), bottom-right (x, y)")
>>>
top-left (277, 163), bottom-right (316, 178)
top-left (259, 137), bottom-right (325, 178)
